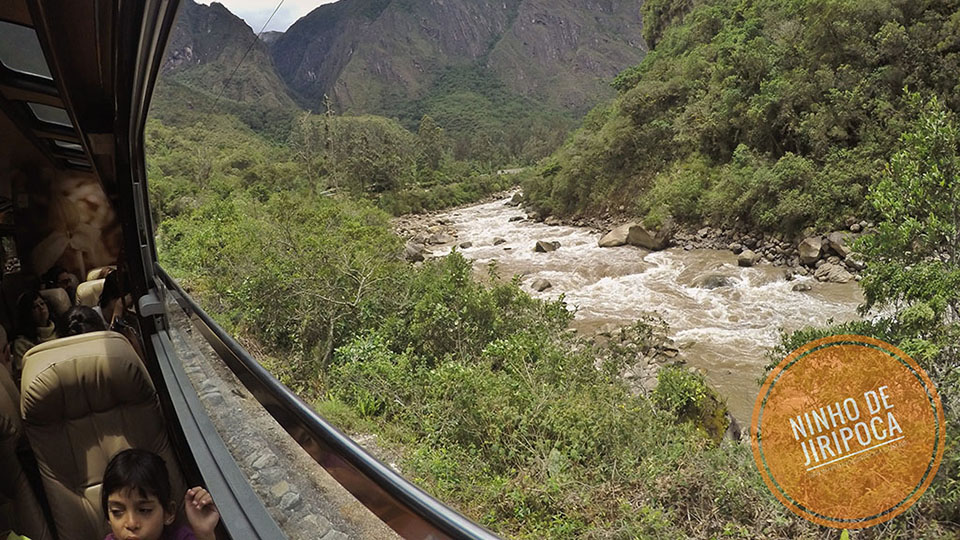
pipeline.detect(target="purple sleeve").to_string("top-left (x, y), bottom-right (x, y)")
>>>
top-left (168, 526), bottom-right (197, 540)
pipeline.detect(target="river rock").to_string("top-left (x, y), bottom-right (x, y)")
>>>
top-left (598, 223), bottom-right (632, 247)
top-left (506, 192), bottom-right (524, 206)
top-left (508, 216), bottom-right (523, 222)
top-left (738, 249), bottom-right (759, 267)
top-left (492, 237), bottom-right (507, 246)
top-left (798, 236), bottom-right (823, 265)
top-left (844, 252), bottom-right (866, 271)
top-left (826, 231), bottom-right (852, 258)
top-left (535, 240), bottom-right (561, 253)
top-left (792, 282), bottom-right (813, 292)
top-left (531, 278), bottom-right (552, 292)
top-left (850, 223), bottom-right (862, 233)
top-left (814, 262), bottom-right (854, 283)
top-left (404, 242), bottom-right (426, 263)
top-left (598, 221), bottom-right (673, 250)
top-left (459, 242), bottom-right (473, 249)
top-left (694, 274), bottom-right (734, 289)
top-left (426, 232), bottom-right (455, 245)
top-left (729, 242), bottom-right (743, 254)
top-left (545, 216), bottom-right (562, 226)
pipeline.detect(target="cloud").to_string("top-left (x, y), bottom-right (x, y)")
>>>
top-left (200, 0), bottom-right (338, 32)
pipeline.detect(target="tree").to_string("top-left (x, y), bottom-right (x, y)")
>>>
top-left (858, 93), bottom-right (960, 374)
top-left (416, 114), bottom-right (447, 174)
top-left (289, 111), bottom-right (326, 189)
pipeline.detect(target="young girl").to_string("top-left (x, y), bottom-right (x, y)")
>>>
top-left (101, 449), bottom-right (220, 540)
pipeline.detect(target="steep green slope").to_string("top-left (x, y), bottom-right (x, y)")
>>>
top-left (525, 0), bottom-right (960, 235)
top-left (154, 0), bottom-right (297, 137)
top-left (270, 0), bottom-right (646, 162)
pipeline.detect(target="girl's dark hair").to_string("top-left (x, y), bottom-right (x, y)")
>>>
top-left (99, 270), bottom-right (122, 310)
top-left (101, 449), bottom-right (172, 516)
top-left (61, 306), bottom-right (106, 337)
top-left (16, 290), bottom-right (49, 341)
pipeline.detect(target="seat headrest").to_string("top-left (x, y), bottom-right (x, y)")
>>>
top-left (86, 266), bottom-right (116, 282)
top-left (39, 288), bottom-right (71, 317)
top-left (76, 279), bottom-right (105, 308)
top-left (0, 366), bottom-right (20, 439)
top-left (20, 331), bottom-right (155, 425)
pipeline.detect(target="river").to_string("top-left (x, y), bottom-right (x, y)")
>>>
top-left (431, 195), bottom-right (864, 421)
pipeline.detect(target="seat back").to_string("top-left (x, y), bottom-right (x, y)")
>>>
top-left (20, 331), bottom-right (184, 540)
top-left (86, 266), bottom-right (115, 282)
top-left (38, 288), bottom-right (71, 319)
top-left (75, 278), bottom-right (104, 307)
top-left (0, 367), bottom-right (53, 540)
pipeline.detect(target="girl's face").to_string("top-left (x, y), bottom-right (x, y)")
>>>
top-left (30, 297), bottom-right (49, 326)
top-left (106, 487), bottom-right (175, 540)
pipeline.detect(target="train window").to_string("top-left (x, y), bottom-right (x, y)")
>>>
top-left (65, 158), bottom-right (91, 169)
top-left (52, 140), bottom-right (83, 152)
top-left (1, 236), bottom-right (19, 274)
top-left (26, 102), bottom-right (72, 128)
top-left (0, 21), bottom-right (52, 80)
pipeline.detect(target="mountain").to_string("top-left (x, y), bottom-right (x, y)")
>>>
top-left (161, 0), bottom-right (295, 110)
top-left (270, 0), bottom-right (647, 116)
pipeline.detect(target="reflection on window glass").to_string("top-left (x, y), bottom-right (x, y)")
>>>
top-left (0, 22), bottom-right (52, 80)
top-left (53, 140), bottom-right (83, 152)
top-left (28, 103), bottom-right (73, 128)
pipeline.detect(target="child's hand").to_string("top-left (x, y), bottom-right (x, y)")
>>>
top-left (184, 486), bottom-right (220, 540)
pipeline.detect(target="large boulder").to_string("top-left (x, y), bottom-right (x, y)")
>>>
top-left (598, 223), bottom-right (633, 247)
top-left (505, 192), bottom-right (524, 206)
top-left (738, 249), bottom-right (759, 267)
top-left (545, 216), bottom-right (562, 226)
top-left (798, 236), bottom-right (823, 265)
top-left (814, 262), bottom-right (854, 283)
top-left (599, 221), bottom-right (673, 250)
top-left (826, 231), bottom-right (852, 258)
top-left (426, 232), bottom-right (455, 245)
top-left (531, 278), bottom-right (552, 292)
top-left (694, 274), bottom-right (734, 289)
top-left (534, 240), bottom-right (561, 253)
top-left (404, 242), bottom-right (426, 262)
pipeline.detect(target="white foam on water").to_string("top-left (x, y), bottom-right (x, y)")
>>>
top-left (427, 195), bottom-right (864, 419)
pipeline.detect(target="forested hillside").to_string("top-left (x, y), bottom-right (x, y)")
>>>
top-left (525, 0), bottom-right (960, 236)
top-left (148, 0), bottom-right (960, 537)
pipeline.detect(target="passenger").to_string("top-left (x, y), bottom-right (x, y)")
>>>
top-left (12, 291), bottom-right (57, 375)
top-left (102, 449), bottom-right (219, 540)
top-left (42, 265), bottom-right (78, 304)
top-left (60, 305), bottom-right (107, 337)
top-left (97, 270), bottom-right (129, 327)
top-left (96, 270), bottom-right (145, 359)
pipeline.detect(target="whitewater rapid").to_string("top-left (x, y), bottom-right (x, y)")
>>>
top-left (432, 195), bottom-right (864, 420)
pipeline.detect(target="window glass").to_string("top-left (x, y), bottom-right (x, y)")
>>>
top-left (28, 103), bottom-right (73, 128)
top-left (0, 22), bottom-right (52, 80)
top-left (53, 140), bottom-right (83, 152)
top-left (66, 158), bottom-right (91, 168)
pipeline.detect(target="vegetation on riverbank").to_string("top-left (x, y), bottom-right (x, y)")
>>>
top-left (148, 1), bottom-right (960, 534)
top-left (524, 0), bottom-right (960, 237)
top-left (151, 92), bottom-right (960, 538)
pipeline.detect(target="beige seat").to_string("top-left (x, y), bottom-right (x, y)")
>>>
top-left (75, 278), bottom-right (105, 307)
top-left (0, 366), bottom-right (54, 540)
top-left (20, 331), bottom-right (184, 540)
top-left (38, 288), bottom-right (71, 318)
top-left (86, 266), bottom-right (116, 282)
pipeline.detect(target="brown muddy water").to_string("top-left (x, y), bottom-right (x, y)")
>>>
top-left (430, 195), bottom-right (864, 421)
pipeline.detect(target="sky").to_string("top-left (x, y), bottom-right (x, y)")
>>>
top-left (199, 0), bottom-right (339, 33)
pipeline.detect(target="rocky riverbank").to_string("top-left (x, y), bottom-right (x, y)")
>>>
top-left (395, 191), bottom-right (871, 285)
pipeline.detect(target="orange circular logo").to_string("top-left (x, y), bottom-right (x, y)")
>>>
top-left (751, 335), bottom-right (945, 529)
